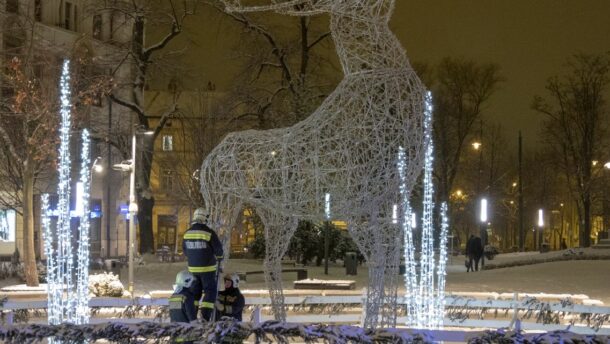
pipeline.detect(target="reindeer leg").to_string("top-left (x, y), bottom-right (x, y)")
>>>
top-left (379, 219), bottom-right (402, 328)
top-left (348, 215), bottom-right (383, 329)
top-left (347, 209), bottom-right (401, 329)
top-left (258, 209), bottom-right (298, 321)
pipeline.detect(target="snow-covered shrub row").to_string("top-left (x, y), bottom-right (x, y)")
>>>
top-left (0, 320), bottom-right (433, 343)
top-left (0, 261), bottom-right (47, 283)
top-left (88, 272), bottom-right (124, 297)
top-left (483, 251), bottom-right (610, 270)
top-left (467, 328), bottom-right (608, 343)
top-left (0, 261), bottom-right (21, 280)
top-left (0, 320), bottom-right (607, 343)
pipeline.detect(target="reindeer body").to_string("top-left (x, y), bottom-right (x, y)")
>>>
top-left (201, 0), bottom-right (426, 327)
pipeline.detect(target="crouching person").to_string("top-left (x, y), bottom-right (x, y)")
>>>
top-left (170, 270), bottom-right (199, 344)
top-left (216, 273), bottom-right (245, 321)
top-left (214, 273), bottom-right (246, 344)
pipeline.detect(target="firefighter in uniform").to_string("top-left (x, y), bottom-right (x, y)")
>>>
top-left (169, 270), bottom-right (198, 344)
top-left (215, 273), bottom-right (245, 321)
top-left (182, 207), bottom-right (224, 321)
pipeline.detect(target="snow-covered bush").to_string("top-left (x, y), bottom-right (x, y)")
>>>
top-left (0, 261), bottom-right (20, 280)
top-left (88, 272), bottom-right (124, 297)
top-left (10, 261), bottom-right (46, 283)
top-left (484, 245), bottom-right (498, 260)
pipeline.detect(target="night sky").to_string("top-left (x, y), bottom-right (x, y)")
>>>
top-left (393, 0), bottom-right (610, 145)
top-left (172, 1), bottom-right (610, 146)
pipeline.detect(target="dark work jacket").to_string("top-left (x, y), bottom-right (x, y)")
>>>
top-left (169, 288), bottom-right (198, 323)
top-left (466, 237), bottom-right (483, 259)
top-left (182, 223), bottom-right (224, 273)
top-left (217, 287), bottom-right (245, 321)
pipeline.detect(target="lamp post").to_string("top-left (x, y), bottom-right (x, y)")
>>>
top-left (113, 126), bottom-right (153, 296)
top-left (537, 209), bottom-right (544, 251)
top-left (480, 198), bottom-right (488, 268)
top-left (324, 193), bottom-right (331, 275)
top-left (602, 161), bottom-right (610, 239)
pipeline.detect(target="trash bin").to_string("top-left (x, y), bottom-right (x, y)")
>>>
top-left (345, 252), bottom-right (357, 275)
top-left (398, 264), bottom-right (406, 275)
top-left (540, 243), bottom-right (550, 253)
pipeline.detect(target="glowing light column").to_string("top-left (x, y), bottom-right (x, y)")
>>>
top-left (75, 129), bottom-right (91, 324)
top-left (42, 60), bottom-right (92, 334)
top-left (400, 91), bottom-right (449, 329)
top-left (55, 59), bottom-right (74, 324)
top-left (398, 147), bottom-right (417, 326)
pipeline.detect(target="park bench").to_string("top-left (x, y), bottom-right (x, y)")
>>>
top-left (237, 268), bottom-right (307, 282)
top-left (293, 279), bottom-right (356, 290)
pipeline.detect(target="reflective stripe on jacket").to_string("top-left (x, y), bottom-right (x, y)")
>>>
top-left (182, 223), bottom-right (224, 272)
top-left (216, 288), bottom-right (245, 321)
top-left (169, 289), bottom-right (197, 323)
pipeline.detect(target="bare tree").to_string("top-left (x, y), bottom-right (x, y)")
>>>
top-left (91, 0), bottom-right (197, 254)
top-left (533, 53), bottom-right (610, 247)
top-left (206, 1), bottom-right (337, 130)
top-left (0, 56), bottom-right (59, 286)
top-left (417, 57), bottom-right (503, 206)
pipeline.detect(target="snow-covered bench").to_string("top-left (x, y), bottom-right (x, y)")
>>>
top-left (237, 268), bottom-right (307, 282)
top-left (293, 278), bottom-right (356, 290)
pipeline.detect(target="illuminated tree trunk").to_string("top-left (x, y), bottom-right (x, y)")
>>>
top-left (23, 158), bottom-right (39, 286)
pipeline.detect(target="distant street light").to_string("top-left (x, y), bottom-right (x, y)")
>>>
top-left (536, 208), bottom-right (544, 251)
top-left (480, 198), bottom-right (488, 268)
top-left (604, 162), bottom-right (610, 170)
top-left (472, 141), bottom-right (482, 150)
top-left (480, 198), bottom-right (488, 223)
top-left (92, 156), bottom-right (103, 173)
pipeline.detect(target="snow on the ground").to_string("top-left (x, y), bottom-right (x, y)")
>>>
top-left (0, 283), bottom-right (46, 292)
top-left (3, 249), bottom-right (610, 304)
top-left (119, 251), bottom-right (610, 304)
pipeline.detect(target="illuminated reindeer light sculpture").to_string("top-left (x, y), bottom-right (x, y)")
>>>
top-left (201, 0), bottom-right (426, 327)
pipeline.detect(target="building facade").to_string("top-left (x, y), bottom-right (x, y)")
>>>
top-left (0, 0), bottom-right (133, 259)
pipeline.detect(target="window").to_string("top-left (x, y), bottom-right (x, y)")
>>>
top-left (2, 36), bottom-right (21, 99)
top-left (0, 210), bottom-right (16, 242)
top-left (157, 215), bottom-right (177, 251)
top-left (64, 2), bottom-right (72, 30)
top-left (6, 0), bottom-right (18, 13)
top-left (162, 135), bottom-right (173, 151)
top-left (162, 169), bottom-right (174, 192)
top-left (34, 0), bottom-right (41, 21)
top-left (92, 14), bottom-right (102, 39)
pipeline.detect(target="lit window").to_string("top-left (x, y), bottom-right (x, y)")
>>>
top-left (162, 169), bottom-right (174, 192)
top-left (0, 210), bottom-right (16, 242)
top-left (64, 2), bottom-right (72, 30)
top-left (92, 14), bottom-right (102, 39)
top-left (6, 0), bottom-right (18, 13)
top-left (162, 135), bottom-right (173, 151)
top-left (34, 0), bottom-right (41, 21)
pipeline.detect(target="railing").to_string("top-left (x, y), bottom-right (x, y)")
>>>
top-left (2, 292), bottom-right (609, 340)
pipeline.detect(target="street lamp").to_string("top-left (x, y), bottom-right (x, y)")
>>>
top-left (92, 157), bottom-right (103, 173)
top-left (480, 198), bottom-right (488, 223)
top-left (112, 126), bottom-right (153, 296)
top-left (537, 208), bottom-right (544, 251)
top-left (324, 193), bottom-right (331, 275)
top-left (472, 141), bottom-right (482, 150)
top-left (480, 198), bottom-right (488, 268)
